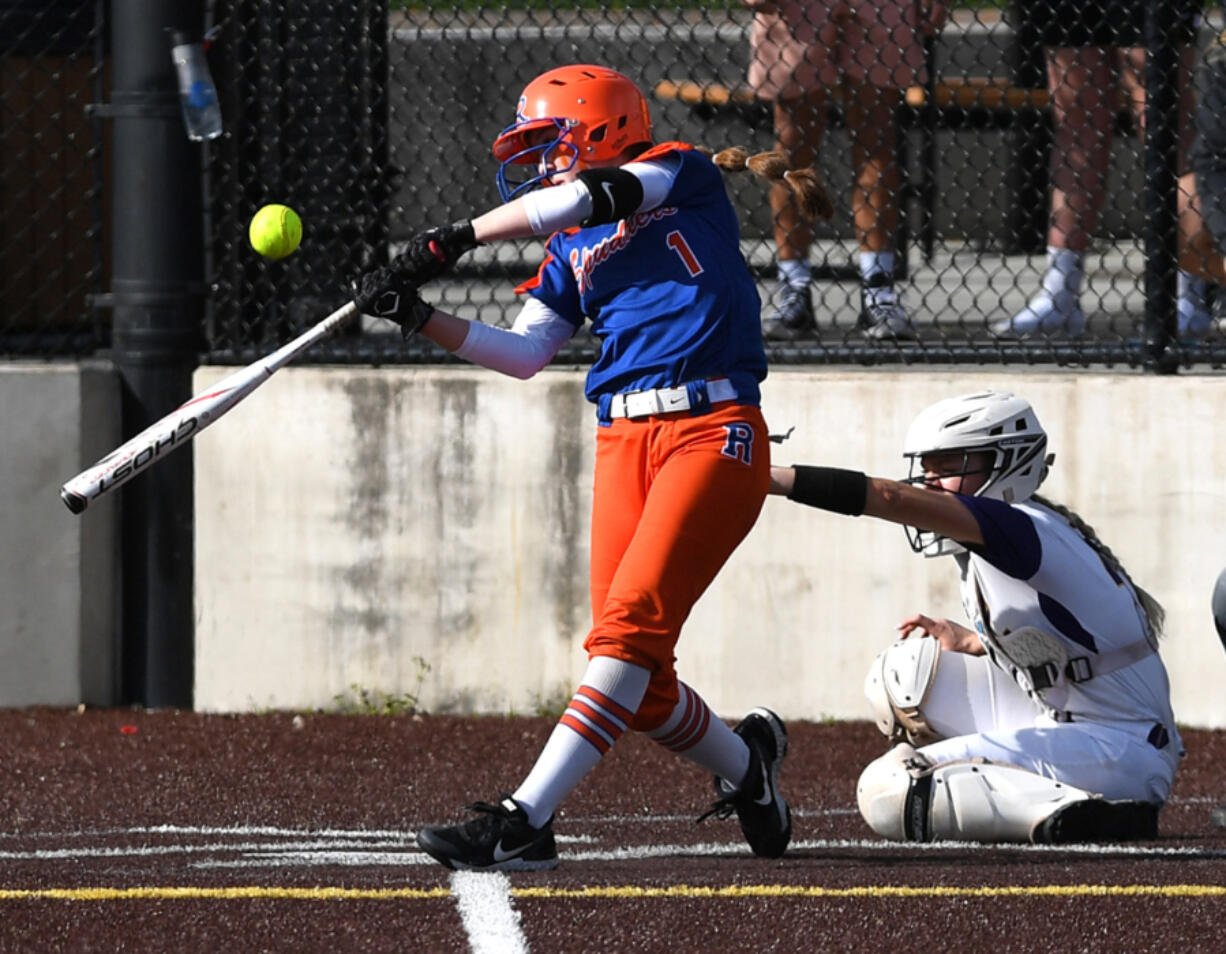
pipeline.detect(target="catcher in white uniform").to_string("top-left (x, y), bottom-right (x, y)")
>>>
top-left (770, 390), bottom-right (1182, 843)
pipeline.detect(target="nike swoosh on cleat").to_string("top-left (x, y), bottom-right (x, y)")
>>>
top-left (491, 839), bottom-right (533, 863)
top-left (753, 764), bottom-right (774, 806)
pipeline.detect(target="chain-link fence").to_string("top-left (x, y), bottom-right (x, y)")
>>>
top-left (0, 0), bottom-right (107, 356)
top-left (5, 1), bottom-right (1226, 367)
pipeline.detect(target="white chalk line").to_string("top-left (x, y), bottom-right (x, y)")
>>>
top-left (3, 834), bottom-right (1223, 870)
top-left (0, 824), bottom-right (414, 841)
top-left (451, 871), bottom-right (529, 954)
top-left (4, 824), bottom-right (1224, 954)
top-left (3, 812), bottom-right (1226, 871)
top-left (0, 793), bottom-right (1212, 845)
top-left (0, 811), bottom-right (855, 843)
top-left (0, 838), bottom-right (411, 862)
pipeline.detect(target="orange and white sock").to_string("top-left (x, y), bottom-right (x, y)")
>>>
top-left (646, 682), bottom-right (750, 790)
top-left (511, 656), bottom-right (649, 829)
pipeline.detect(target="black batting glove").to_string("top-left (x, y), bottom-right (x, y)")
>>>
top-left (350, 267), bottom-right (435, 340)
top-left (393, 220), bottom-right (480, 285)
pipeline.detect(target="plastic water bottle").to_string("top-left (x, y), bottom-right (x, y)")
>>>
top-left (170, 31), bottom-right (222, 141)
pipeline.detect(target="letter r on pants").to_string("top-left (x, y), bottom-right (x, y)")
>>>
top-left (721, 422), bottom-right (754, 465)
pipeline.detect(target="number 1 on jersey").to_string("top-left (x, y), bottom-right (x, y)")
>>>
top-left (666, 230), bottom-right (704, 277)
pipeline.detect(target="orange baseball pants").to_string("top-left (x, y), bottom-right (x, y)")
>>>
top-left (584, 403), bottom-right (770, 732)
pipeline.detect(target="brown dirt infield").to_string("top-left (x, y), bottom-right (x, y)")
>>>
top-left (1, 708), bottom-right (1224, 953)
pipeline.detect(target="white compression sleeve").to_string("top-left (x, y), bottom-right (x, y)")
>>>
top-left (453, 297), bottom-right (576, 379)
top-left (523, 180), bottom-right (592, 234)
top-left (620, 157), bottom-right (677, 212)
top-left (519, 157), bottom-right (679, 233)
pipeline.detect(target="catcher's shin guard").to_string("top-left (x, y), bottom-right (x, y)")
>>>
top-left (856, 745), bottom-right (1142, 843)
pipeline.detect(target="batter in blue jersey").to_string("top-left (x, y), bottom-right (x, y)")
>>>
top-left (350, 64), bottom-right (830, 872)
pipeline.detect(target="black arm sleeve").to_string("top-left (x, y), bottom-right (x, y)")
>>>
top-left (787, 466), bottom-right (868, 516)
top-left (576, 167), bottom-right (645, 227)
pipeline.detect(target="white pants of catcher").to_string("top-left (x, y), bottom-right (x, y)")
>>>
top-left (918, 649), bottom-right (1177, 804)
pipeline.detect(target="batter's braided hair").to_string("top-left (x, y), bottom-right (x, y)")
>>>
top-left (1032, 494), bottom-right (1166, 641)
top-left (701, 147), bottom-right (835, 224)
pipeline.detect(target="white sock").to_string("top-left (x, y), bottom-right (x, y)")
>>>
top-left (512, 656), bottom-right (650, 829)
top-left (644, 682), bottom-right (750, 790)
top-left (1040, 246), bottom-right (1084, 301)
top-left (778, 258), bottom-right (811, 288)
top-left (859, 250), bottom-right (895, 283)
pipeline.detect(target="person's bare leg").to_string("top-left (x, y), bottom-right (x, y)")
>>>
top-left (763, 89), bottom-right (826, 338)
top-left (1177, 172), bottom-right (1226, 285)
top-left (1000, 48), bottom-right (1113, 336)
top-left (846, 79), bottom-right (911, 337)
top-left (1124, 45), bottom-right (1212, 336)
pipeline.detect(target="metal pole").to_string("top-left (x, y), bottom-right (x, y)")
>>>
top-left (1143, 0), bottom-right (1180, 373)
top-left (108, 0), bottom-right (202, 706)
top-left (1004, 7), bottom-right (1049, 255)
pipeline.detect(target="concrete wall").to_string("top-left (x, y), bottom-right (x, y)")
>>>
top-left (192, 366), bottom-right (1226, 729)
top-left (0, 363), bottom-right (118, 705)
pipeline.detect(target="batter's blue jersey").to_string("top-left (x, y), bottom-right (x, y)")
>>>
top-left (515, 143), bottom-right (767, 407)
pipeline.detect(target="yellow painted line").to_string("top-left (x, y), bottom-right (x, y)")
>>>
top-left (0, 887), bottom-right (451, 901)
top-left (513, 884), bottom-right (1226, 899)
top-left (2, 884), bottom-right (1225, 901)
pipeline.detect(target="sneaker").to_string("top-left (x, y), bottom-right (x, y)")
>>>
top-left (858, 278), bottom-right (915, 340)
top-left (697, 707), bottom-right (791, 858)
top-left (1031, 798), bottom-right (1159, 844)
top-left (991, 292), bottom-right (1086, 338)
top-left (416, 795), bottom-right (559, 871)
top-left (762, 283), bottom-right (815, 341)
top-left (1212, 800), bottom-right (1226, 829)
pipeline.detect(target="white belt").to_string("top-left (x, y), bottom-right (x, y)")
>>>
top-left (607, 378), bottom-right (736, 419)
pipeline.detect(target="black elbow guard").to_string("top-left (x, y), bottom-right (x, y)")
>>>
top-left (576, 167), bottom-right (645, 226)
top-left (788, 465), bottom-right (868, 516)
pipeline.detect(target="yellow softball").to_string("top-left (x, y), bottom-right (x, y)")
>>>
top-left (248, 204), bottom-right (303, 260)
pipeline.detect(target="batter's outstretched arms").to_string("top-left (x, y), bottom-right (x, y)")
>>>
top-left (351, 155), bottom-right (681, 373)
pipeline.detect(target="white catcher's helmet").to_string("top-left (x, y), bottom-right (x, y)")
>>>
top-left (902, 391), bottom-right (1052, 556)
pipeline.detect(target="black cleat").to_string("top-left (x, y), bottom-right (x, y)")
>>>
top-left (417, 795), bottom-right (558, 871)
top-left (1032, 798), bottom-right (1159, 844)
top-left (698, 707), bottom-right (792, 858)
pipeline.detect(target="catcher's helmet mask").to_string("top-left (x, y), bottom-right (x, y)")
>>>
top-left (901, 391), bottom-right (1052, 557)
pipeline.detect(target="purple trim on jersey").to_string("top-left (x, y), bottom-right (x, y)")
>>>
top-left (1037, 592), bottom-right (1099, 653)
top-left (962, 495), bottom-right (1101, 654)
top-left (957, 494), bottom-right (1042, 580)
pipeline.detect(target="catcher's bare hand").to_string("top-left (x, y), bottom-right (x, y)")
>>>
top-left (897, 613), bottom-right (984, 655)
